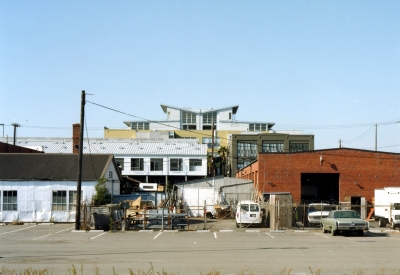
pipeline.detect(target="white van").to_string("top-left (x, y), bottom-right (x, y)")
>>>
top-left (235, 200), bottom-right (263, 228)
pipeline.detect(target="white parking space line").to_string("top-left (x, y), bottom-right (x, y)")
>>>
top-left (154, 232), bottom-right (162, 239)
top-left (55, 227), bottom-right (74, 234)
top-left (33, 234), bottom-right (52, 240)
top-left (214, 232), bottom-right (217, 239)
top-left (265, 232), bottom-right (275, 238)
top-left (315, 233), bottom-right (330, 239)
top-left (90, 232), bottom-right (107, 240)
top-left (0, 225), bottom-right (37, 235)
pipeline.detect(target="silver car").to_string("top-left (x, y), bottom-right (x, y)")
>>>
top-left (321, 210), bottom-right (369, 236)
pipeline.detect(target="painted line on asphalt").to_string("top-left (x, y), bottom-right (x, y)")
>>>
top-left (265, 232), bottom-right (275, 238)
top-left (55, 227), bottom-right (74, 234)
top-left (33, 234), bottom-right (52, 240)
top-left (154, 232), bottom-right (162, 239)
top-left (214, 232), bottom-right (217, 239)
top-left (315, 233), bottom-right (330, 239)
top-left (90, 232), bottom-right (107, 240)
top-left (0, 225), bottom-right (37, 235)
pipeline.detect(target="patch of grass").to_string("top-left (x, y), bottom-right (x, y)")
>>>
top-left (10, 220), bottom-right (24, 225)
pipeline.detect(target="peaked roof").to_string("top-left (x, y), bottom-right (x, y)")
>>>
top-left (0, 154), bottom-right (115, 181)
top-left (160, 104), bottom-right (239, 114)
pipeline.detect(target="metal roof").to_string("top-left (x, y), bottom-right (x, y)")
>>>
top-left (0, 154), bottom-right (115, 180)
top-left (160, 104), bottom-right (239, 114)
top-left (0, 138), bottom-right (207, 156)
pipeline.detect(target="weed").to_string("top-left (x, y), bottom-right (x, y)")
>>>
top-left (11, 219), bottom-right (24, 225)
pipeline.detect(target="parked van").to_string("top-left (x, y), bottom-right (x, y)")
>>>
top-left (235, 200), bottom-right (263, 227)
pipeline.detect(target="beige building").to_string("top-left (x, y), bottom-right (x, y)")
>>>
top-left (104, 104), bottom-right (276, 154)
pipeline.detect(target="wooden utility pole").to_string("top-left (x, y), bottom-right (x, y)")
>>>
top-left (211, 122), bottom-right (215, 177)
top-left (375, 123), bottom-right (377, 151)
top-left (11, 123), bottom-right (20, 145)
top-left (75, 90), bottom-right (85, 230)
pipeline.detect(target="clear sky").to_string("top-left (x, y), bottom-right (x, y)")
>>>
top-left (1, 1), bottom-right (399, 152)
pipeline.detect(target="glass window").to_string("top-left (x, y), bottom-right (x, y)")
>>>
top-left (250, 204), bottom-right (259, 211)
top-left (3, 190), bottom-right (17, 211)
top-left (182, 111), bottom-right (196, 124)
top-left (262, 142), bottom-right (284, 152)
top-left (202, 137), bottom-right (220, 149)
top-left (68, 191), bottom-right (82, 211)
top-left (150, 158), bottom-right (163, 171)
top-left (131, 122), bottom-right (149, 130)
top-left (131, 158), bottom-right (144, 171)
top-left (115, 158), bottom-right (124, 170)
top-left (237, 142), bottom-right (257, 157)
top-left (203, 111), bottom-right (217, 124)
top-left (249, 124), bottom-right (267, 131)
top-left (189, 159), bottom-right (202, 171)
top-left (170, 158), bottom-right (183, 171)
top-left (240, 205), bottom-right (249, 211)
top-left (52, 191), bottom-right (67, 211)
top-left (289, 142), bottom-right (309, 152)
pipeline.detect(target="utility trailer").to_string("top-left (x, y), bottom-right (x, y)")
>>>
top-left (374, 187), bottom-right (400, 229)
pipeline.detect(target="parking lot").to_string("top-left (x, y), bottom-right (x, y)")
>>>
top-left (1, 221), bottom-right (399, 275)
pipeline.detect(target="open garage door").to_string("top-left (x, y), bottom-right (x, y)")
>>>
top-left (301, 173), bottom-right (339, 204)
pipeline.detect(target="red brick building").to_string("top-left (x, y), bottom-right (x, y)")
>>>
top-left (236, 148), bottom-right (400, 205)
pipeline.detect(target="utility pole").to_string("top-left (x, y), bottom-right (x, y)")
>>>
top-left (211, 122), bottom-right (215, 177)
top-left (0, 124), bottom-right (4, 137)
top-left (375, 123), bottom-right (378, 151)
top-left (11, 123), bottom-right (20, 145)
top-left (339, 139), bottom-right (342, 148)
top-left (75, 90), bottom-right (85, 230)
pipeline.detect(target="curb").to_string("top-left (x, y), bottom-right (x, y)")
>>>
top-left (196, 230), bottom-right (210, 233)
top-left (245, 230), bottom-right (260, 233)
top-left (162, 230), bottom-right (179, 233)
top-left (219, 230), bottom-right (233, 232)
top-left (71, 230), bottom-right (104, 233)
top-left (139, 230), bottom-right (154, 233)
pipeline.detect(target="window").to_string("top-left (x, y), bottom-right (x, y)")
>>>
top-left (289, 142), bottom-right (309, 152)
top-left (237, 160), bottom-right (251, 170)
top-left (262, 142), bottom-right (284, 152)
top-left (52, 191), bottom-right (67, 211)
top-left (108, 171), bottom-right (113, 179)
top-left (203, 111), bottom-right (217, 124)
top-left (131, 122), bottom-right (149, 130)
top-left (189, 159), bottom-right (202, 171)
top-left (249, 124), bottom-right (267, 131)
top-left (182, 125), bottom-right (196, 130)
top-left (131, 158), bottom-right (144, 171)
top-left (202, 137), bottom-right (220, 149)
top-left (68, 191), bottom-right (82, 211)
top-left (115, 158), bottom-right (124, 170)
top-left (182, 111), bottom-right (196, 124)
top-left (237, 142), bottom-right (257, 157)
top-left (229, 112), bottom-right (232, 120)
top-left (150, 158), bottom-right (163, 171)
top-left (170, 158), bottom-right (183, 171)
top-left (3, 190), bottom-right (17, 211)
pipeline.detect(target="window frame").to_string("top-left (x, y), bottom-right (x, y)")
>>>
top-left (170, 158), bottom-right (183, 171)
top-left (150, 158), bottom-right (163, 171)
top-left (189, 159), bottom-right (202, 171)
top-left (131, 158), bottom-right (144, 171)
top-left (2, 190), bottom-right (18, 211)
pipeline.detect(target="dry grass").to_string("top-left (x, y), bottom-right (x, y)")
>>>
top-left (2, 266), bottom-right (400, 275)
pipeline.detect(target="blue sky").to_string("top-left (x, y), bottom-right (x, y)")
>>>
top-left (1, 1), bottom-right (399, 152)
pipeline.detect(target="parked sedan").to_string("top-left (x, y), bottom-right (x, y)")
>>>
top-left (321, 210), bottom-right (369, 236)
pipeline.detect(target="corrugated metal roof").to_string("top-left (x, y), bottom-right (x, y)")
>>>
top-left (0, 138), bottom-right (207, 156)
top-left (0, 154), bottom-right (114, 180)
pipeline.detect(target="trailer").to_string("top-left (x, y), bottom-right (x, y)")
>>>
top-left (374, 187), bottom-right (400, 229)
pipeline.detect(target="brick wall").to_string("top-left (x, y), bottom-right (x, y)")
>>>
top-left (72, 123), bottom-right (80, 154)
top-left (236, 148), bottom-right (400, 204)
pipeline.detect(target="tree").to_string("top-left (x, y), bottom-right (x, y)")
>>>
top-left (92, 177), bottom-right (112, 206)
top-left (218, 146), bottom-right (229, 176)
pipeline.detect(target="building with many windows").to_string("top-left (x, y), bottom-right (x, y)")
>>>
top-left (104, 104), bottom-right (276, 154)
top-left (228, 133), bottom-right (315, 176)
